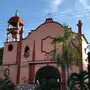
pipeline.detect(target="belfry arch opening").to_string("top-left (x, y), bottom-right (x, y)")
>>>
top-left (35, 66), bottom-right (61, 88)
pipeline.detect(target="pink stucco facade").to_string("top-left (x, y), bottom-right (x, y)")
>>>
top-left (0, 17), bottom-right (88, 90)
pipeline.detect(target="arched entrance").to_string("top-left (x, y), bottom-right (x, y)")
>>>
top-left (35, 66), bottom-right (61, 89)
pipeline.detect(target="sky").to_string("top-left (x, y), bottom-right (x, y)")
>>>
top-left (0, 0), bottom-right (90, 47)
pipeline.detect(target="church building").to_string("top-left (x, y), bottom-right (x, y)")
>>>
top-left (0, 12), bottom-right (88, 90)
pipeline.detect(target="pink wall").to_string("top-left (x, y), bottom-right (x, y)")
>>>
top-left (21, 19), bottom-right (64, 63)
top-left (3, 42), bottom-right (18, 64)
top-left (19, 66), bottom-right (29, 84)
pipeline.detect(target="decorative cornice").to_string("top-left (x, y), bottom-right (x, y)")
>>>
top-left (28, 60), bottom-right (57, 65)
top-left (23, 20), bottom-right (64, 40)
top-left (81, 34), bottom-right (88, 44)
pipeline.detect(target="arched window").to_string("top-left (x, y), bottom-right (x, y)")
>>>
top-left (8, 44), bottom-right (13, 51)
top-left (24, 46), bottom-right (30, 58)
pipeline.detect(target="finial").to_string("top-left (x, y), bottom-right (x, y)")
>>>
top-left (78, 20), bottom-right (82, 25)
top-left (77, 20), bottom-right (82, 34)
top-left (15, 10), bottom-right (19, 16)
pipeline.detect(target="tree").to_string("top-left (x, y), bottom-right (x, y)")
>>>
top-left (0, 68), bottom-right (15, 90)
top-left (0, 47), bottom-right (3, 65)
top-left (2, 77), bottom-right (15, 90)
top-left (52, 25), bottom-right (82, 90)
top-left (68, 71), bottom-right (89, 90)
top-left (0, 77), bottom-right (15, 90)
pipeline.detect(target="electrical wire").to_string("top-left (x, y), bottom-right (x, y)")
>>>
top-left (0, 9), bottom-right (90, 45)
top-left (0, 8), bottom-right (90, 25)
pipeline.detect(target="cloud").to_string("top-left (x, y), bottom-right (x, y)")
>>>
top-left (49, 0), bottom-right (64, 13)
top-left (79, 0), bottom-right (90, 9)
top-left (71, 0), bottom-right (90, 19)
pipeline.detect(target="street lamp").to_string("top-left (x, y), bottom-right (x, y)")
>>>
top-left (86, 44), bottom-right (90, 89)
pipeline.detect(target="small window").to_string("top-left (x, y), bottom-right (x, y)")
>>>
top-left (8, 44), bottom-right (13, 51)
top-left (24, 46), bottom-right (30, 58)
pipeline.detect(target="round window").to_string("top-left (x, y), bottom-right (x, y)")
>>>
top-left (8, 44), bottom-right (13, 51)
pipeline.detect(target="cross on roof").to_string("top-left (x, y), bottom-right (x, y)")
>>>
top-left (47, 11), bottom-right (52, 18)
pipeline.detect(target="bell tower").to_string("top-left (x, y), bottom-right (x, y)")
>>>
top-left (6, 10), bottom-right (24, 42)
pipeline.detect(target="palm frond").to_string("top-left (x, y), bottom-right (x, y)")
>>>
top-left (52, 36), bottom-right (64, 44)
top-left (70, 81), bottom-right (80, 90)
top-left (68, 71), bottom-right (89, 90)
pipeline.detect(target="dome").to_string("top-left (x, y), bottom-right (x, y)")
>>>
top-left (8, 16), bottom-right (24, 27)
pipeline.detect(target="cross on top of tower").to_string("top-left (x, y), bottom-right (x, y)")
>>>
top-left (15, 10), bottom-right (19, 16)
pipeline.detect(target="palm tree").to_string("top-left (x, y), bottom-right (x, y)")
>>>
top-left (68, 71), bottom-right (89, 90)
top-left (52, 25), bottom-right (82, 90)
